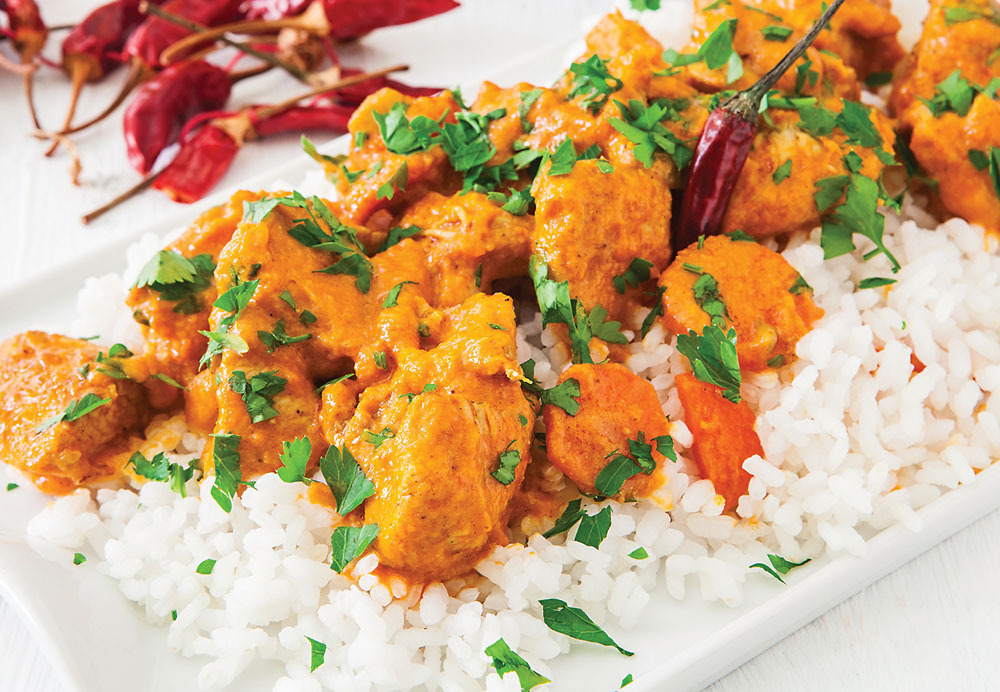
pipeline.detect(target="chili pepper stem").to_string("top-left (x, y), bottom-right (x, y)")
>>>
top-left (0, 50), bottom-right (35, 75)
top-left (139, 1), bottom-right (312, 84)
top-left (725, 0), bottom-right (848, 120)
top-left (23, 70), bottom-right (41, 130)
top-left (82, 171), bottom-right (159, 224)
top-left (44, 59), bottom-right (149, 137)
top-left (159, 0), bottom-right (330, 67)
top-left (42, 132), bottom-right (82, 185)
top-left (45, 62), bottom-right (89, 157)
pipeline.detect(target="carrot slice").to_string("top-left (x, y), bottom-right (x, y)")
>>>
top-left (543, 362), bottom-right (670, 499)
top-left (675, 372), bottom-right (761, 511)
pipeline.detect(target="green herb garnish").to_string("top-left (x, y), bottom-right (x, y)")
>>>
top-left (538, 598), bottom-right (633, 656)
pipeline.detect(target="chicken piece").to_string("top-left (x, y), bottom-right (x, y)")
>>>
top-left (325, 293), bottom-right (532, 580)
top-left (335, 88), bottom-right (462, 228)
top-left (201, 197), bottom-right (437, 479)
top-left (0, 332), bottom-right (149, 494)
top-left (907, 97), bottom-right (1000, 230)
top-left (543, 362), bottom-right (670, 499)
top-left (395, 191), bottom-right (534, 306)
top-left (675, 372), bottom-right (760, 512)
top-left (682, 0), bottom-right (901, 91)
top-left (721, 99), bottom-right (896, 238)
top-left (532, 158), bottom-right (673, 325)
top-left (660, 235), bottom-right (823, 371)
top-left (127, 190), bottom-right (263, 385)
top-left (889, 0), bottom-right (1000, 230)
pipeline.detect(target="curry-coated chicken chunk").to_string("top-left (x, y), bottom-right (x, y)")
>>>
top-left (532, 157), bottom-right (673, 325)
top-left (323, 292), bottom-right (532, 579)
top-left (889, 0), bottom-right (1000, 230)
top-left (660, 235), bottom-right (823, 371)
top-left (0, 332), bottom-right (150, 494)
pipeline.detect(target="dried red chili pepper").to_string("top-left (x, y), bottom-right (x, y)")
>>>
top-left (1, 0), bottom-right (47, 127)
top-left (51, 0), bottom-right (242, 138)
top-left (673, 0), bottom-right (847, 252)
top-left (153, 123), bottom-right (242, 203)
top-left (124, 59), bottom-right (232, 173)
top-left (331, 66), bottom-right (440, 106)
top-left (239, 0), bottom-right (458, 41)
top-left (47, 1), bottom-right (147, 155)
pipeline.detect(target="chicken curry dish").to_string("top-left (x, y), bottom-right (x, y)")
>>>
top-left (2, 0), bottom-right (999, 586)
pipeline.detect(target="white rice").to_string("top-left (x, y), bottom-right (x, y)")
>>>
top-left (20, 3), bottom-right (1000, 691)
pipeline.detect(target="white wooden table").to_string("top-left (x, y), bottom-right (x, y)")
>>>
top-left (1, 1), bottom-right (996, 690)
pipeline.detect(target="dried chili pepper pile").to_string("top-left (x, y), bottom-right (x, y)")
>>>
top-left (1, 0), bottom-right (458, 219)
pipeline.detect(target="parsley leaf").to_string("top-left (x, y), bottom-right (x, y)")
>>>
top-left (568, 54), bottom-right (623, 113)
top-left (376, 161), bottom-right (409, 201)
top-left (364, 427), bottom-right (396, 448)
top-left (919, 69), bottom-right (975, 117)
top-left (943, 5), bottom-right (995, 25)
top-left (690, 270), bottom-right (729, 328)
top-left (640, 285), bottom-right (667, 338)
top-left (797, 102), bottom-right (837, 136)
top-left (329, 524), bottom-right (379, 573)
top-left (520, 360), bottom-right (583, 415)
top-left (301, 134), bottom-right (342, 167)
top-left (750, 553), bottom-right (811, 584)
top-left (195, 558), bottom-right (216, 575)
top-left (858, 277), bottom-right (897, 289)
top-left (484, 638), bottom-right (550, 692)
top-left (6, 483), bottom-right (18, 491)
top-left (610, 99), bottom-right (693, 170)
top-left (135, 250), bottom-right (199, 288)
top-left (547, 138), bottom-right (578, 176)
top-left (772, 158), bottom-right (792, 184)
top-left (519, 88), bottom-right (543, 132)
top-left (761, 24), bottom-right (792, 41)
top-left (836, 100), bottom-right (882, 147)
top-left (258, 319), bottom-right (311, 353)
top-left (229, 370), bottom-right (286, 423)
top-left (613, 257), bottom-right (654, 294)
top-left (595, 454), bottom-right (641, 497)
top-left (73, 553), bottom-right (87, 565)
top-left (199, 279), bottom-right (258, 367)
top-left (676, 325), bottom-right (742, 403)
top-left (818, 174), bottom-right (900, 271)
top-left (35, 393), bottom-right (111, 433)
top-left (543, 498), bottom-right (586, 538)
top-left (628, 547), bottom-right (648, 560)
top-left (319, 444), bottom-right (375, 515)
top-left (629, 0), bottom-right (661, 9)
top-left (372, 101), bottom-right (441, 155)
top-left (814, 175), bottom-right (850, 212)
top-left (575, 506), bottom-right (612, 547)
top-left (382, 281), bottom-right (418, 308)
top-left (277, 436), bottom-right (313, 484)
top-left (210, 432), bottom-right (242, 513)
top-left (538, 598), bottom-right (634, 656)
top-left (491, 442), bottom-right (521, 485)
top-left (127, 451), bottom-right (197, 496)
top-left (306, 636), bottom-right (327, 672)
top-left (864, 71), bottom-right (894, 88)
top-left (379, 225), bottom-right (422, 253)
top-left (488, 187), bottom-right (534, 215)
top-left (135, 251), bottom-right (215, 314)
top-left (664, 19), bottom-right (742, 83)
top-left (789, 275), bottom-right (812, 295)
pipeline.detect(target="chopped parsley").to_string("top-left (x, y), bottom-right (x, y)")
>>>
top-left (772, 158), bottom-right (792, 184)
top-left (518, 88), bottom-right (543, 132)
top-left (134, 250), bottom-right (215, 314)
top-left (441, 110), bottom-right (513, 192)
top-left (629, 0), bottom-right (661, 9)
top-left (73, 553), bottom-right (87, 565)
top-left (306, 636), bottom-right (327, 673)
top-left (761, 25), bottom-right (792, 41)
top-left (858, 276), bottom-right (897, 289)
top-left (663, 19), bottom-right (742, 84)
top-left (689, 269), bottom-right (728, 328)
top-left (567, 54), bottom-right (623, 113)
top-left (815, 173), bottom-right (900, 272)
top-left (382, 281), bottom-right (417, 308)
top-left (543, 498), bottom-right (586, 538)
top-left (315, 373), bottom-right (355, 394)
top-left (628, 547), bottom-right (648, 560)
top-left (484, 638), bottom-right (550, 691)
top-left (372, 101), bottom-right (442, 155)
top-left (277, 436), bottom-right (313, 485)
top-left (610, 99), bottom-right (693, 170)
top-left (919, 69), bottom-right (976, 117)
top-left (319, 444), bottom-right (375, 515)
top-left (529, 257), bottom-right (627, 364)
top-left (594, 432), bottom-right (672, 497)
top-left (127, 451), bottom-right (198, 496)
top-left (789, 275), bottom-right (812, 294)
top-left (329, 524), bottom-right (379, 573)
top-left (373, 351), bottom-right (388, 369)
top-left (376, 161), bottom-right (409, 200)
top-left (491, 442), bottom-right (521, 485)
top-left (258, 319), bottom-right (311, 353)
top-left (538, 598), bottom-right (633, 656)
top-left (95, 343), bottom-right (134, 380)
top-left (398, 382), bottom-right (439, 403)
top-left (575, 505), bottom-right (612, 548)
top-left (487, 187), bottom-right (534, 215)
top-left (35, 393), bottom-right (111, 433)
top-left (379, 225), bottom-right (422, 252)
top-left (547, 138), bottom-right (578, 176)
top-left (943, 5), bottom-right (997, 25)
top-left (520, 360), bottom-right (583, 415)
top-left (195, 558), bottom-right (216, 575)
top-left (766, 354), bottom-right (785, 367)
top-left (613, 257), bottom-right (654, 294)
top-left (229, 370), bottom-right (286, 423)
top-left (6, 483), bottom-right (18, 491)
top-left (864, 71), bottom-right (894, 88)
top-left (199, 279), bottom-right (258, 367)
top-left (364, 427), bottom-right (396, 448)
top-left (210, 432), bottom-right (242, 513)
top-left (640, 285), bottom-right (667, 338)
top-left (750, 553), bottom-right (811, 584)
top-left (676, 325), bottom-right (742, 403)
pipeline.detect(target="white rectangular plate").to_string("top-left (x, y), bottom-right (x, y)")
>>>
top-left (1, 34), bottom-right (998, 692)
